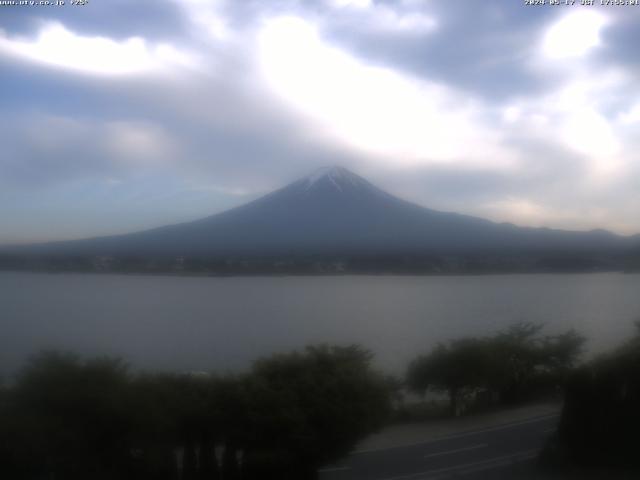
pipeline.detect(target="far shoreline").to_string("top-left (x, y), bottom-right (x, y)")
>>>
top-left (0, 268), bottom-right (637, 279)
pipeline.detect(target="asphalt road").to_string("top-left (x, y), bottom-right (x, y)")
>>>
top-left (318, 413), bottom-right (559, 480)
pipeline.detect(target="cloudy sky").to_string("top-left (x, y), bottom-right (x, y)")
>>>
top-left (1, 0), bottom-right (639, 244)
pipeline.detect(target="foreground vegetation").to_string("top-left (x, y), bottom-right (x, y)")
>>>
top-left (2, 321), bottom-right (639, 478)
top-left (0, 345), bottom-right (391, 480)
top-left (543, 322), bottom-right (640, 472)
top-left (406, 323), bottom-right (585, 416)
top-left (406, 322), bottom-right (640, 474)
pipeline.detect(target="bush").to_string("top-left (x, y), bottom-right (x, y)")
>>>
top-left (553, 325), bottom-right (640, 469)
top-left (406, 323), bottom-right (584, 416)
top-left (0, 345), bottom-right (393, 480)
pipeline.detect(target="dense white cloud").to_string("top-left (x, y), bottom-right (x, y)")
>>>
top-left (175, 0), bottom-right (230, 42)
top-left (343, 4), bottom-right (437, 33)
top-left (330, 0), bottom-right (371, 8)
top-left (0, 22), bottom-right (197, 75)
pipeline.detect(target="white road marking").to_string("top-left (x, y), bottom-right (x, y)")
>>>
top-left (423, 443), bottom-right (488, 459)
top-left (376, 449), bottom-right (538, 480)
top-left (354, 413), bottom-right (559, 455)
top-left (452, 449), bottom-right (538, 477)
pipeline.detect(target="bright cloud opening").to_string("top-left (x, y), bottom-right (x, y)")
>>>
top-left (502, 106), bottom-right (521, 124)
top-left (562, 108), bottom-right (619, 159)
top-left (330, 0), bottom-right (372, 9)
top-left (257, 16), bottom-right (507, 168)
top-left (543, 11), bottom-right (607, 59)
top-left (0, 22), bottom-right (196, 75)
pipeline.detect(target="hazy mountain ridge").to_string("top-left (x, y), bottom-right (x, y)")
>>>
top-left (2, 167), bottom-right (639, 273)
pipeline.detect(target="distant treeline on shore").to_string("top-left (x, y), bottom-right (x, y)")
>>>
top-left (1, 251), bottom-right (639, 276)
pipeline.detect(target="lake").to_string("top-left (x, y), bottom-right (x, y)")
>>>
top-left (1, 272), bottom-right (639, 378)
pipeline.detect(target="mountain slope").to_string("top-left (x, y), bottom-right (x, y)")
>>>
top-left (4, 166), bottom-right (639, 259)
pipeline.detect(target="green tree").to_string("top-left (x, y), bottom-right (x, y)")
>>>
top-left (486, 322), bottom-right (547, 403)
top-left (8, 351), bottom-right (134, 480)
top-left (407, 338), bottom-right (491, 416)
top-left (0, 345), bottom-right (393, 480)
top-left (407, 323), bottom-right (586, 413)
top-left (243, 344), bottom-right (392, 479)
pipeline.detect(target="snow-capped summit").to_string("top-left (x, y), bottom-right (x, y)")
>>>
top-left (283, 166), bottom-right (388, 203)
top-left (303, 166), bottom-right (364, 192)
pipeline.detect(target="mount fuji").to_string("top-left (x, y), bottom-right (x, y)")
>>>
top-left (3, 166), bottom-right (639, 273)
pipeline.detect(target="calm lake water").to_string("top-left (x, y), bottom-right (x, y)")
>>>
top-left (1, 272), bottom-right (639, 377)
